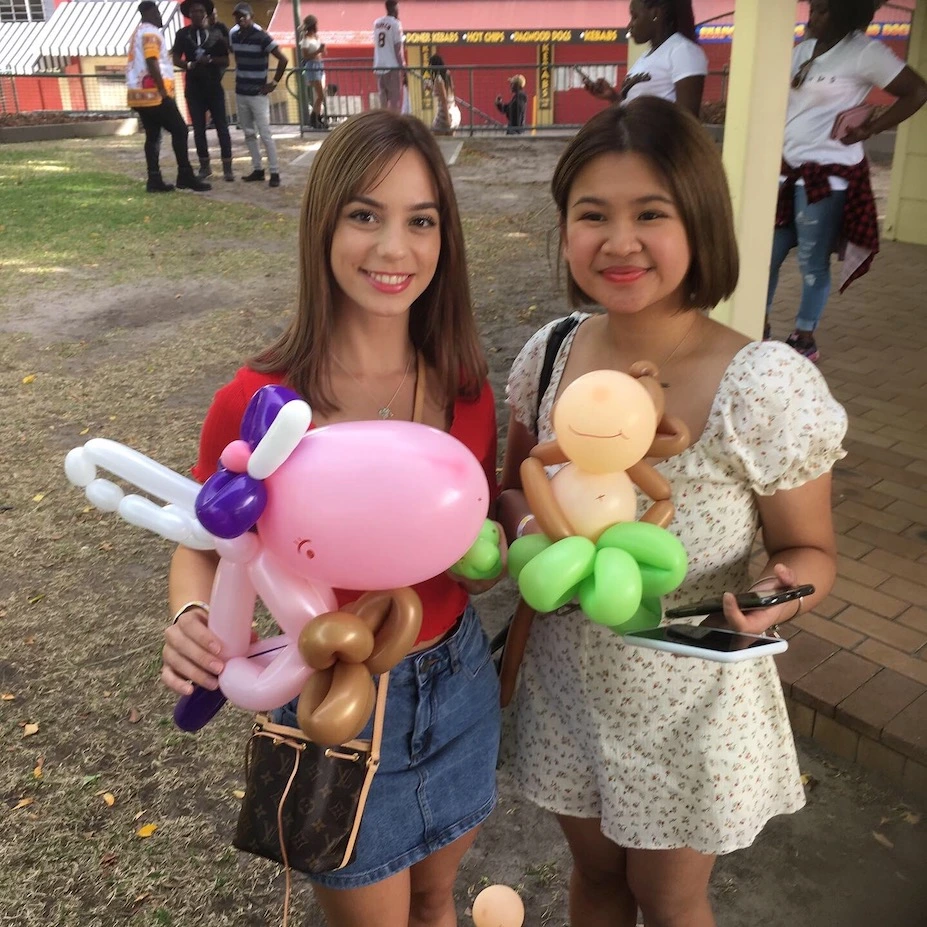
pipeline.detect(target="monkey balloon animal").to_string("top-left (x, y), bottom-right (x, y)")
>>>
top-left (501, 363), bottom-right (690, 703)
top-left (65, 385), bottom-right (498, 744)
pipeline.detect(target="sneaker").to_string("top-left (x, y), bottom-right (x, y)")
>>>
top-left (242, 169), bottom-right (265, 182)
top-left (146, 176), bottom-right (175, 193)
top-left (269, 173), bottom-right (280, 188)
top-left (785, 331), bottom-right (820, 363)
top-left (176, 173), bottom-right (212, 192)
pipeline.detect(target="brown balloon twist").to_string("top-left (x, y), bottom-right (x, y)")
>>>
top-left (296, 587), bottom-right (422, 745)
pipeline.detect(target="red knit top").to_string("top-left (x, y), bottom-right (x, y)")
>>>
top-left (191, 367), bottom-right (499, 644)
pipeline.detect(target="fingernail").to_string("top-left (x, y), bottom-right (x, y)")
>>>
top-left (210, 660), bottom-right (224, 673)
top-left (209, 642), bottom-right (221, 655)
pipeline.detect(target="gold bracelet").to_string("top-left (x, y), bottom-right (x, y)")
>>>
top-left (172, 600), bottom-right (210, 625)
top-left (515, 514), bottom-right (536, 539)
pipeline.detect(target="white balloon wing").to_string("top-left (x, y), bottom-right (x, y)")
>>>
top-left (64, 438), bottom-right (217, 550)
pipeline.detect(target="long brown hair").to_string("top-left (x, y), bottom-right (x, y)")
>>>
top-left (552, 97), bottom-right (739, 311)
top-left (250, 110), bottom-right (486, 412)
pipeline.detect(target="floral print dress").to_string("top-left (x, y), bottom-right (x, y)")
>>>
top-left (506, 313), bottom-right (847, 854)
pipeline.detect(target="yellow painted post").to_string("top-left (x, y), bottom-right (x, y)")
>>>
top-left (884, 3), bottom-right (927, 245)
top-left (406, 45), bottom-right (425, 117)
top-left (536, 42), bottom-right (553, 126)
top-left (714, 0), bottom-right (795, 338)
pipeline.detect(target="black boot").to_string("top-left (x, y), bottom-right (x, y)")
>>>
top-left (222, 157), bottom-right (235, 182)
top-left (242, 169), bottom-right (265, 182)
top-left (146, 172), bottom-right (175, 193)
top-left (197, 158), bottom-right (213, 179)
top-left (176, 170), bottom-right (212, 192)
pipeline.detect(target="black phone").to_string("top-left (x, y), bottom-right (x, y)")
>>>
top-left (664, 584), bottom-right (815, 620)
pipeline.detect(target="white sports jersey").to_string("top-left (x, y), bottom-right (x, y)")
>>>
top-left (373, 14), bottom-right (403, 72)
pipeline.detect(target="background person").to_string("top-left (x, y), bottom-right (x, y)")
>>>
top-left (498, 97), bottom-right (846, 927)
top-left (584, 0), bottom-right (706, 117)
top-left (496, 74), bottom-right (527, 134)
top-left (161, 110), bottom-right (506, 927)
top-left (373, 0), bottom-right (404, 112)
top-left (172, 0), bottom-right (234, 181)
top-left (126, 0), bottom-right (210, 193)
top-left (299, 14), bottom-right (327, 131)
top-left (426, 54), bottom-right (461, 136)
top-left (229, 2), bottom-right (288, 188)
top-left (765, 0), bottom-right (927, 362)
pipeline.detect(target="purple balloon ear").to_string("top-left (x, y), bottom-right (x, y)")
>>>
top-left (241, 385), bottom-right (303, 447)
top-left (196, 467), bottom-right (267, 538)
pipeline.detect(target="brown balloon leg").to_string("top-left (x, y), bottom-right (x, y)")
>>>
top-left (498, 598), bottom-right (537, 708)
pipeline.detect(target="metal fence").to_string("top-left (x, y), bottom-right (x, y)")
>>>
top-left (0, 61), bottom-right (730, 134)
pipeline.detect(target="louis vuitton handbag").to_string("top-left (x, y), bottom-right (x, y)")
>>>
top-left (233, 672), bottom-right (388, 884)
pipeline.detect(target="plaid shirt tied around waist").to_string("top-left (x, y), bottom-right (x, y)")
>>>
top-left (775, 158), bottom-right (879, 293)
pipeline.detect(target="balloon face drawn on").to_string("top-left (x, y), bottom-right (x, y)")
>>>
top-left (65, 385), bottom-right (491, 743)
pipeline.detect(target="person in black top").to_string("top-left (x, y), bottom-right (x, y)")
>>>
top-left (495, 74), bottom-right (527, 134)
top-left (172, 0), bottom-right (234, 181)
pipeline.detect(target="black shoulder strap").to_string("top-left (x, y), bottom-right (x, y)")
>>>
top-left (534, 315), bottom-right (580, 434)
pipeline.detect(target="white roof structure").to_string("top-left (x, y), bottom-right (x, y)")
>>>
top-left (36, 0), bottom-right (181, 71)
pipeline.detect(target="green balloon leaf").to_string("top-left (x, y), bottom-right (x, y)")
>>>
top-left (597, 521), bottom-right (687, 597)
top-left (518, 535), bottom-right (596, 613)
top-left (579, 546), bottom-right (642, 628)
top-left (507, 532), bottom-right (552, 580)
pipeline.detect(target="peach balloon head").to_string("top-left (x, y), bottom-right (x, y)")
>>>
top-left (552, 370), bottom-right (657, 475)
top-left (471, 884), bottom-right (525, 927)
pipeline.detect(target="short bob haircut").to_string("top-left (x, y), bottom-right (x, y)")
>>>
top-left (822, 0), bottom-right (877, 40)
top-left (552, 96), bottom-right (739, 311)
top-left (250, 110), bottom-right (486, 413)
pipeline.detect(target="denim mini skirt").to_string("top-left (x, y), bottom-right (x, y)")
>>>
top-left (273, 604), bottom-right (501, 889)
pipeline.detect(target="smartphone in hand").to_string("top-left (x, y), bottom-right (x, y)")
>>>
top-left (664, 584), bottom-right (815, 620)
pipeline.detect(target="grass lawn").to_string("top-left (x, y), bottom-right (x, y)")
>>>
top-left (0, 145), bottom-right (294, 301)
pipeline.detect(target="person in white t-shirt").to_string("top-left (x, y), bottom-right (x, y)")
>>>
top-left (766, 0), bottom-right (927, 363)
top-left (584, 0), bottom-right (706, 117)
top-left (373, 0), bottom-right (404, 112)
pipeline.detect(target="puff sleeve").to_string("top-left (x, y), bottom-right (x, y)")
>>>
top-left (714, 342), bottom-right (847, 496)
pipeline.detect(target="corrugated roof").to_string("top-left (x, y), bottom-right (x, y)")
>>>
top-left (0, 21), bottom-right (47, 74)
top-left (37, 0), bottom-right (181, 70)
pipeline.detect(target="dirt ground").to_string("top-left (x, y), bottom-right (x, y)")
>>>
top-left (1, 132), bottom-right (925, 927)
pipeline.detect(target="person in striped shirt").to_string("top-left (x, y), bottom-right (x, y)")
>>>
top-left (229, 2), bottom-right (288, 187)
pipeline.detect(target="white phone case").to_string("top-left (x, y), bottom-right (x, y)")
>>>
top-left (620, 627), bottom-right (788, 663)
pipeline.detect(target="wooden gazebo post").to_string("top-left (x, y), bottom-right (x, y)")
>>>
top-left (713, 0), bottom-right (795, 339)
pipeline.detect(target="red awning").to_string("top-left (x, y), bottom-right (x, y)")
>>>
top-left (268, 0), bottom-right (659, 47)
top-left (268, 0), bottom-right (913, 48)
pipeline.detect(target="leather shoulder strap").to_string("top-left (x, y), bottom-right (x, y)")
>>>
top-left (535, 315), bottom-right (580, 433)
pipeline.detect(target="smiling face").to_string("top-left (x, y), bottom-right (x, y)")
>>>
top-left (329, 148), bottom-right (442, 323)
top-left (553, 370), bottom-right (657, 474)
top-left (561, 151), bottom-right (691, 318)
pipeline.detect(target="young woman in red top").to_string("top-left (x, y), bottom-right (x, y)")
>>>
top-left (161, 109), bottom-right (506, 925)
